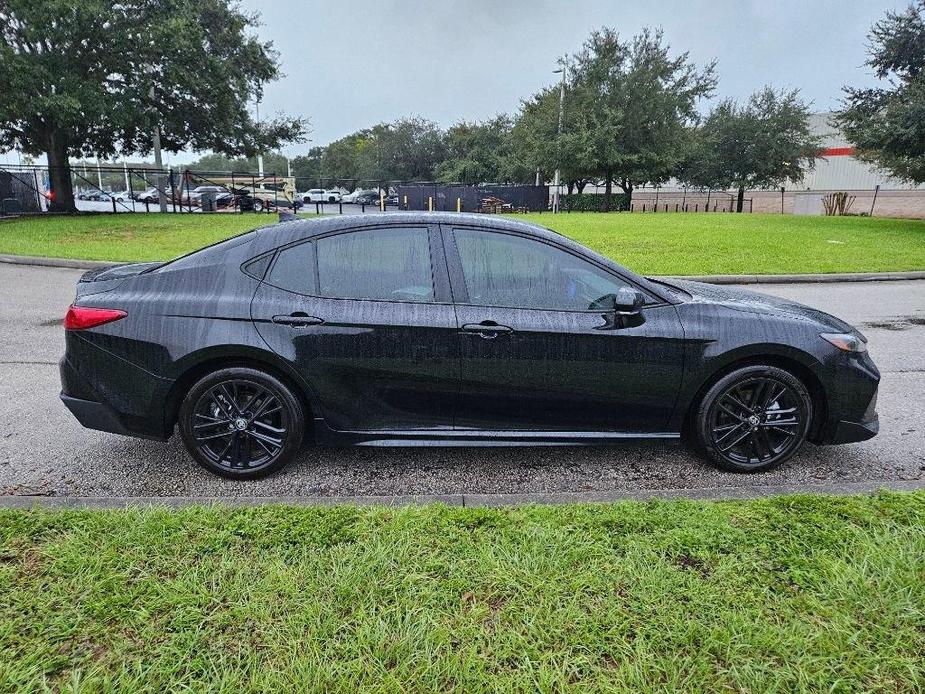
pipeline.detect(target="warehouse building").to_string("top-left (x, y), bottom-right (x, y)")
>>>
top-left (625, 112), bottom-right (924, 217)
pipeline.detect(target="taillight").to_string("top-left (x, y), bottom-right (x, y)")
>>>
top-left (64, 305), bottom-right (127, 330)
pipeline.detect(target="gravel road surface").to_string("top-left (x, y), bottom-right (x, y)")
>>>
top-left (1, 262), bottom-right (922, 500)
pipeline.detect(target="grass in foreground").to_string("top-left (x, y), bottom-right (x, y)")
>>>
top-left (1, 211), bottom-right (924, 274)
top-left (1, 493), bottom-right (924, 692)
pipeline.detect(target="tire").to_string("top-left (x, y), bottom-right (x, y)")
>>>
top-left (693, 364), bottom-right (812, 473)
top-left (178, 367), bottom-right (305, 479)
top-left (252, 199), bottom-right (264, 213)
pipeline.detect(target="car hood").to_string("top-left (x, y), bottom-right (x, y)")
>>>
top-left (662, 278), bottom-right (856, 333)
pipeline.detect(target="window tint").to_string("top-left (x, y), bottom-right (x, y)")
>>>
top-left (454, 229), bottom-right (633, 310)
top-left (267, 241), bottom-right (315, 295)
top-left (317, 227), bottom-right (434, 302)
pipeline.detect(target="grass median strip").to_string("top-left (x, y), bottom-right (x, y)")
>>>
top-left (2, 212), bottom-right (924, 274)
top-left (1, 492), bottom-right (923, 691)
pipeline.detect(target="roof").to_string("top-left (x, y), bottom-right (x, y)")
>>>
top-left (259, 212), bottom-right (558, 247)
top-left (248, 211), bottom-right (668, 302)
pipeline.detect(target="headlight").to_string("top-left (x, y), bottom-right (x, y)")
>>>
top-left (820, 332), bottom-right (867, 353)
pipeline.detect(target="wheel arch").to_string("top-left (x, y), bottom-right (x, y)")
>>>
top-left (680, 348), bottom-right (828, 442)
top-left (162, 346), bottom-right (319, 438)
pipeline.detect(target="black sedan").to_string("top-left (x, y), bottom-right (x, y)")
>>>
top-left (60, 213), bottom-right (879, 479)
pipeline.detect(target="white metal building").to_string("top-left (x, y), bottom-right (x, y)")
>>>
top-left (786, 112), bottom-right (923, 191)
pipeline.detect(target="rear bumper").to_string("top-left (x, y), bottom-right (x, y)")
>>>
top-left (59, 345), bottom-right (171, 441)
top-left (60, 393), bottom-right (140, 438)
top-left (828, 416), bottom-right (879, 444)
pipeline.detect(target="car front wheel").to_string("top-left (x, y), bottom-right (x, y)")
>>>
top-left (178, 367), bottom-right (305, 479)
top-left (694, 364), bottom-right (812, 473)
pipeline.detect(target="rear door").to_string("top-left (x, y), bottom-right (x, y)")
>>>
top-left (444, 225), bottom-right (685, 433)
top-left (251, 224), bottom-right (459, 432)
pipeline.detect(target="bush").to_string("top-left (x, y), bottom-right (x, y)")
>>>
top-left (562, 192), bottom-right (629, 212)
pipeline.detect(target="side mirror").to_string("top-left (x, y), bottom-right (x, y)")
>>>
top-left (613, 287), bottom-right (645, 314)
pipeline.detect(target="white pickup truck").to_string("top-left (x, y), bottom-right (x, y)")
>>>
top-left (300, 188), bottom-right (342, 204)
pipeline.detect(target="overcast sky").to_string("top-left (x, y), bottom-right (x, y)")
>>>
top-left (246, 0), bottom-right (902, 153)
top-left (0, 0), bottom-right (907, 165)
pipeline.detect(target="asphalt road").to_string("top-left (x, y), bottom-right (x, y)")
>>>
top-left (0, 262), bottom-right (923, 501)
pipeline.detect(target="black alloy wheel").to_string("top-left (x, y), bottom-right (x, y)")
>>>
top-left (695, 365), bottom-right (812, 472)
top-left (178, 367), bottom-right (304, 479)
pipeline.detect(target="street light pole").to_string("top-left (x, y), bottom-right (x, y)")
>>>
top-left (149, 83), bottom-right (167, 212)
top-left (255, 96), bottom-right (264, 177)
top-left (552, 66), bottom-right (567, 213)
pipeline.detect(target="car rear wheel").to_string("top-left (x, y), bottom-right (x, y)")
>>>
top-left (252, 199), bottom-right (264, 212)
top-left (178, 367), bottom-right (305, 479)
top-left (694, 365), bottom-right (812, 473)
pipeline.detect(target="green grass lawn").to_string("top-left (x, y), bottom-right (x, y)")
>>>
top-left (2, 493), bottom-right (924, 692)
top-left (1, 211), bottom-right (924, 275)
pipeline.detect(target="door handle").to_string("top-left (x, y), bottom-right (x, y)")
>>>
top-left (271, 313), bottom-right (324, 328)
top-left (461, 322), bottom-right (513, 339)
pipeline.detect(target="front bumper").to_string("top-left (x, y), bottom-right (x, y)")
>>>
top-left (817, 379), bottom-right (879, 445)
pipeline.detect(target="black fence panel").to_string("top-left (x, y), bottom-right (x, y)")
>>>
top-left (0, 169), bottom-right (46, 214)
top-left (395, 184), bottom-right (548, 212)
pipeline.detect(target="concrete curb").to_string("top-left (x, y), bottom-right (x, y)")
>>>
top-left (0, 254), bottom-right (112, 270)
top-left (3, 253), bottom-right (925, 283)
top-left (666, 270), bottom-right (925, 285)
top-left (2, 479), bottom-right (923, 509)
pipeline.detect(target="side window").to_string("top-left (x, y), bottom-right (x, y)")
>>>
top-left (267, 241), bottom-right (316, 295)
top-left (316, 227), bottom-right (434, 302)
top-left (453, 228), bottom-right (633, 311)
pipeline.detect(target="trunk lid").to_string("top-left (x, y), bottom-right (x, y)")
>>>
top-left (76, 262), bottom-right (161, 298)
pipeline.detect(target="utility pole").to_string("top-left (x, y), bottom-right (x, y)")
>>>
top-left (255, 96), bottom-right (264, 177)
top-left (150, 84), bottom-right (167, 212)
top-left (552, 65), bottom-right (567, 213)
top-left (95, 152), bottom-right (103, 191)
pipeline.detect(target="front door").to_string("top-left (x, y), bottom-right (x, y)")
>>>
top-left (445, 226), bottom-right (685, 432)
top-left (251, 224), bottom-right (458, 432)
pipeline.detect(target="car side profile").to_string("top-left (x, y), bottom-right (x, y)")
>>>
top-left (301, 189), bottom-right (341, 204)
top-left (60, 213), bottom-right (879, 479)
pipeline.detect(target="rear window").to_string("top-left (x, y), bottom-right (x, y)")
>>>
top-left (266, 242), bottom-right (316, 295)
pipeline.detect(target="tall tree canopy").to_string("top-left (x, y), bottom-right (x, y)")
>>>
top-left (0, 0), bottom-right (307, 211)
top-left (680, 87), bottom-right (821, 211)
top-left (512, 87), bottom-right (592, 192)
top-left (835, 1), bottom-right (925, 183)
top-left (549, 28), bottom-right (716, 209)
top-left (437, 116), bottom-right (520, 185)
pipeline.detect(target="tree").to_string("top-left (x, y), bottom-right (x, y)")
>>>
top-left (361, 117), bottom-right (447, 183)
top-left (834, 2), bottom-right (925, 183)
top-left (512, 88), bottom-right (590, 192)
top-left (552, 28), bottom-right (716, 210)
top-left (290, 147), bottom-right (325, 188)
top-left (0, 0), bottom-right (307, 211)
top-left (680, 87), bottom-right (821, 211)
top-left (315, 117), bottom-right (447, 189)
top-left (436, 115), bottom-right (528, 184)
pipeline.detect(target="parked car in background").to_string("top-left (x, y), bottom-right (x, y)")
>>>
top-left (133, 186), bottom-right (173, 203)
top-left (341, 188), bottom-right (376, 203)
top-left (352, 191), bottom-right (381, 206)
top-left (60, 213), bottom-right (879, 480)
top-left (301, 189), bottom-right (341, 204)
top-left (180, 185), bottom-right (229, 205)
